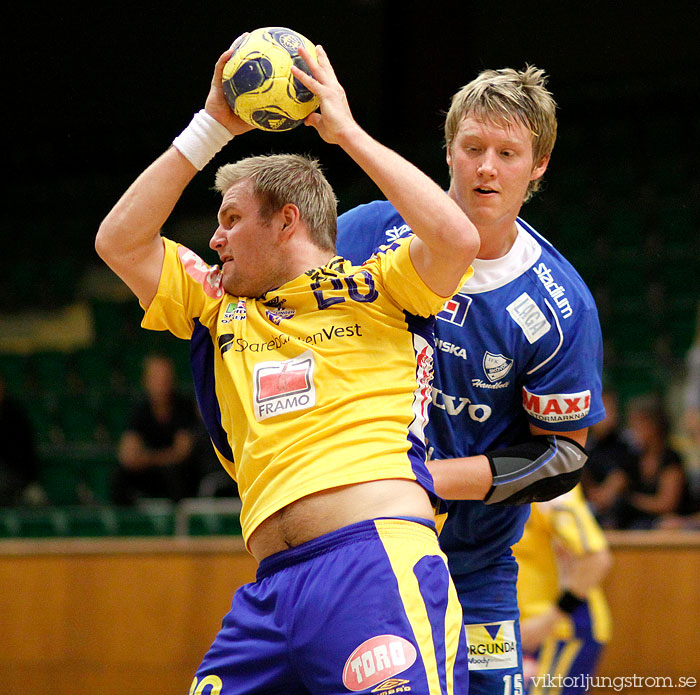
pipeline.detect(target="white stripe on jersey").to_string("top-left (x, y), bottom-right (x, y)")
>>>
top-left (526, 298), bottom-right (564, 375)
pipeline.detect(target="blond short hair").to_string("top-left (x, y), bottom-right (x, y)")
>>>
top-left (215, 153), bottom-right (338, 252)
top-left (444, 65), bottom-right (557, 201)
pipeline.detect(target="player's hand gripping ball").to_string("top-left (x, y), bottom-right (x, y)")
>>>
top-left (222, 27), bottom-right (320, 131)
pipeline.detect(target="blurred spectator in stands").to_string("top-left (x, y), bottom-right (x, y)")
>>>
top-left (581, 388), bottom-right (634, 528)
top-left (0, 372), bottom-right (47, 506)
top-left (515, 485), bottom-right (613, 694)
top-left (615, 394), bottom-right (691, 529)
top-left (682, 301), bottom-right (700, 427)
top-left (678, 300), bottom-right (700, 501)
top-left (111, 354), bottom-right (202, 505)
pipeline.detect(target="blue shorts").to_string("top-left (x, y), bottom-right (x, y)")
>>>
top-left (191, 517), bottom-right (471, 695)
top-left (451, 557), bottom-right (523, 695)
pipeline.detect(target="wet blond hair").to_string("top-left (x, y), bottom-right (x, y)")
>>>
top-left (215, 153), bottom-right (338, 252)
top-left (444, 65), bottom-right (557, 201)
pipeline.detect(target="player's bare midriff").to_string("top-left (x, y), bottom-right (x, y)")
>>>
top-left (247, 478), bottom-right (435, 562)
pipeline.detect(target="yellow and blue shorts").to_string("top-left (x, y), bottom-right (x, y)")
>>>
top-left (190, 517), bottom-right (470, 695)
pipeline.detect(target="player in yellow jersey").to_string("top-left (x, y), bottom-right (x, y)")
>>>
top-left (96, 39), bottom-right (480, 694)
top-left (513, 485), bottom-right (613, 694)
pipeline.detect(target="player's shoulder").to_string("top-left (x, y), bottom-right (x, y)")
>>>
top-left (338, 200), bottom-right (410, 240)
top-left (337, 200), bottom-right (413, 265)
top-left (518, 218), bottom-right (598, 313)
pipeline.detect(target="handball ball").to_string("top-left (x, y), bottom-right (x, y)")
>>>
top-left (223, 27), bottom-right (320, 131)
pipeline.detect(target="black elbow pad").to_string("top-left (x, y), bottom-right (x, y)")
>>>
top-left (483, 435), bottom-right (587, 505)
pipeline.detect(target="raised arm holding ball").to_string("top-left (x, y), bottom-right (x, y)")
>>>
top-left (96, 35), bottom-right (478, 694)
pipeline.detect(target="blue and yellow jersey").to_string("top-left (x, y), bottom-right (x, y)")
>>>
top-left (142, 235), bottom-right (470, 547)
top-left (513, 485), bottom-right (612, 644)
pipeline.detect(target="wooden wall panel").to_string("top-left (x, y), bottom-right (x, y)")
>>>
top-left (0, 532), bottom-right (698, 694)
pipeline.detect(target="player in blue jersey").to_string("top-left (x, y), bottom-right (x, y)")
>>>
top-left (96, 40), bottom-right (479, 694)
top-left (337, 66), bottom-right (605, 695)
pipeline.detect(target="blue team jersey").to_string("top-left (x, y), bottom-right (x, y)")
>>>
top-left (337, 200), bottom-right (605, 575)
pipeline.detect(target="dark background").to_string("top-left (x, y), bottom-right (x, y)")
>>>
top-left (6, 1), bottom-right (699, 229)
top-left (1, 1), bottom-right (700, 507)
top-left (3, 1), bottom-right (700, 366)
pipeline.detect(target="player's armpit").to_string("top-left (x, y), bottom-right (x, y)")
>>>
top-left (483, 435), bottom-right (588, 505)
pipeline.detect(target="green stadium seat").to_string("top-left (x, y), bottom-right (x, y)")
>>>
top-left (186, 513), bottom-right (242, 536)
top-left (0, 510), bottom-right (21, 538)
top-left (115, 502), bottom-right (175, 536)
top-left (65, 506), bottom-right (118, 537)
top-left (58, 396), bottom-right (100, 444)
top-left (14, 508), bottom-right (69, 538)
top-left (80, 453), bottom-right (118, 504)
top-left (174, 498), bottom-right (242, 537)
top-left (40, 454), bottom-right (82, 506)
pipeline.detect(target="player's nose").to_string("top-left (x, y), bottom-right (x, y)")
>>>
top-left (209, 226), bottom-right (226, 251)
top-left (477, 151), bottom-right (498, 177)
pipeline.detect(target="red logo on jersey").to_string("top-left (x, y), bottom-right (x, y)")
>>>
top-left (342, 635), bottom-right (417, 691)
top-left (437, 294), bottom-right (472, 326)
top-left (522, 388), bottom-right (591, 423)
top-left (253, 352), bottom-right (317, 421)
top-left (257, 360), bottom-right (312, 401)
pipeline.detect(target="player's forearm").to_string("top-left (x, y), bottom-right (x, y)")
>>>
top-left (630, 468), bottom-right (684, 514)
top-left (96, 147), bottom-right (196, 261)
top-left (427, 455), bottom-right (493, 500)
top-left (335, 127), bottom-right (479, 278)
top-left (596, 471), bottom-right (628, 508)
top-left (630, 491), bottom-right (677, 514)
top-left (96, 147), bottom-right (197, 305)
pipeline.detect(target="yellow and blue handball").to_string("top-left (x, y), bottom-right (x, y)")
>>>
top-left (223, 27), bottom-right (320, 131)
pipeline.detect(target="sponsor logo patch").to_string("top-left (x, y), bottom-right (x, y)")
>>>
top-left (438, 293), bottom-right (472, 327)
top-left (262, 296), bottom-right (296, 325)
top-left (436, 338), bottom-right (467, 360)
top-left (431, 388), bottom-right (492, 422)
top-left (222, 299), bottom-right (247, 324)
top-left (372, 678), bottom-right (412, 694)
top-left (343, 635), bottom-right (417, 691)
top-left (253, 351), bottom-right (316, 421)
top-left (532, 262), bottom-right (573, 318)
top-left (385, 224), bottom-right (412, 242)
top-left (466, 621), bottom-right (518, 671)
top-left (482, 352), bottom-right (513, 382)
top-left (506, 292), bottom-right (550, 343)
top-left (522, 387), bottom-right (591, 423)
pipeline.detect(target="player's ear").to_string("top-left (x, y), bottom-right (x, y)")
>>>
top-left (279, 203), bottom-right (301, 238)
top-left (530, 155), bottom-right (550, 182)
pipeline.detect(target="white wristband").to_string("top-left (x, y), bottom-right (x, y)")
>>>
top-left (172, 110), bottom-right (234, 170)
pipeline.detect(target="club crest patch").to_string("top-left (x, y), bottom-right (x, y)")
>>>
top-left (482, 352), bottom-right (514, 382)
top-left (262, 296), bottom-right (296, 325)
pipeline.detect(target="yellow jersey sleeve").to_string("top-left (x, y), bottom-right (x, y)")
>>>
top-left (365, 237), bottom-right (473, 317)
top-left (142, 237), bottom-right (224, 338)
